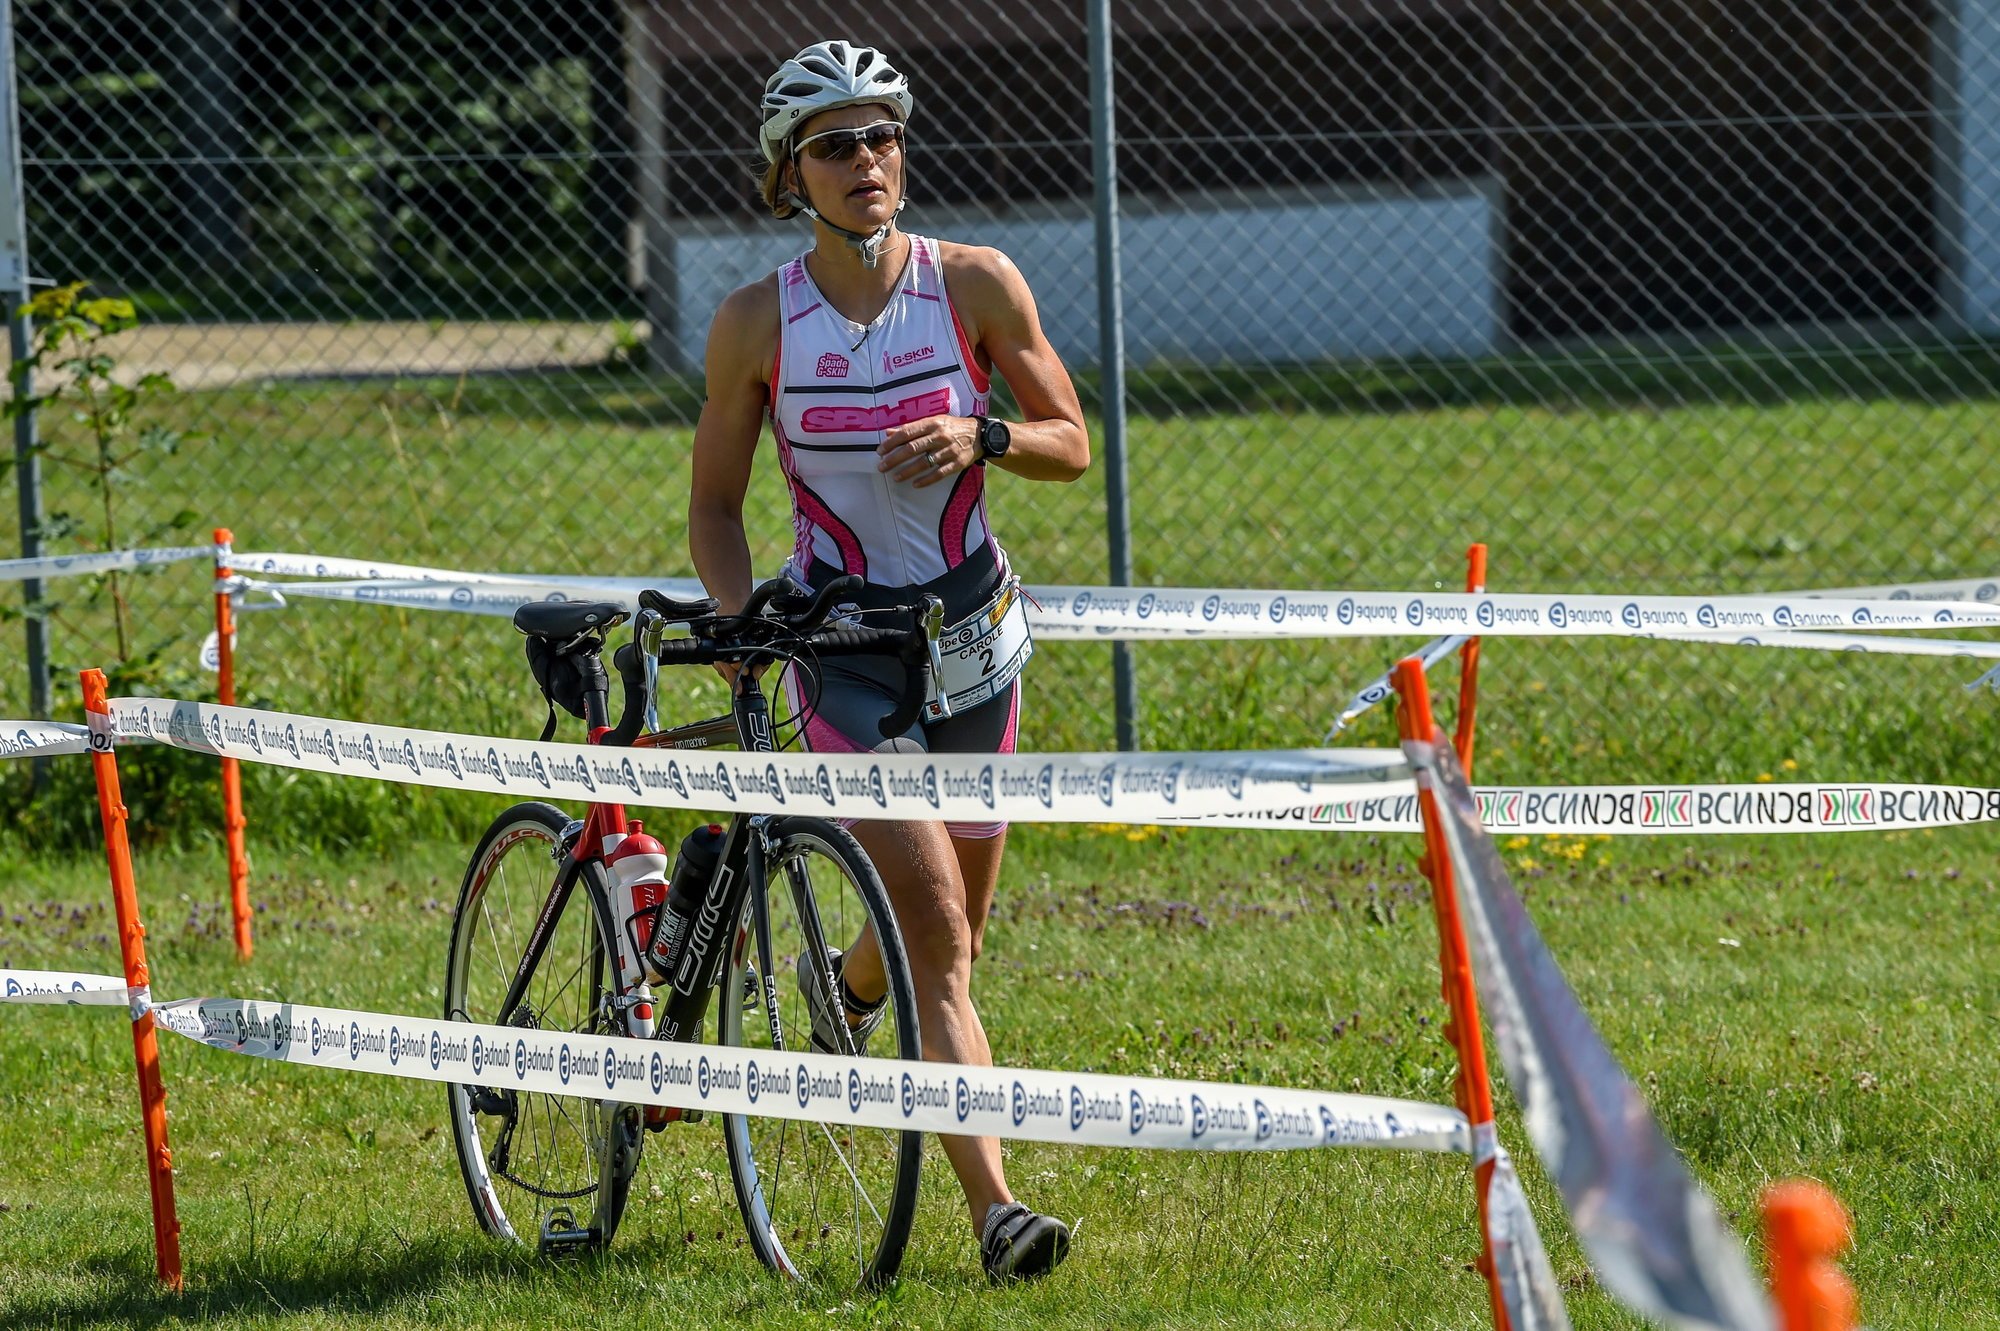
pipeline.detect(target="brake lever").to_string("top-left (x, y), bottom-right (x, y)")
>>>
top-left (920, 594), bottom-right (952, 721)
top-left (634, 609), bottom-right (663, 733)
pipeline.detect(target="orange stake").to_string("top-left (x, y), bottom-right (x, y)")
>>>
top-left (214, 527), bottom-right (252, 959)
top-left (81, 668), bottom-right (184, 1290)
top-left (1765, 1180), bottom-right (1858, 1331)
top-left (1455, 543), bottom-right (1487, 780)
top-left (1396, 657), bottom-right (1510, 1331)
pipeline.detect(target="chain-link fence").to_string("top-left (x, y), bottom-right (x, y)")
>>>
top-left (6, 0), bottom-right (1998, 806)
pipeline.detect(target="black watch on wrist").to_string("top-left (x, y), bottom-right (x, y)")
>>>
top-left (974, 415), bottom-right (1011, 464)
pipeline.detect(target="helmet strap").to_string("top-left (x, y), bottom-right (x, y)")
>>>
top-left (789, 153), bottom-right (909, 270)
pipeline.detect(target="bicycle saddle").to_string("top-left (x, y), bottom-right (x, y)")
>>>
top-left (512, 600), bottom-right (626, 641)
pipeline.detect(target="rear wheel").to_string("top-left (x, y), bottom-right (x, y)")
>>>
top-left (718, 816), bottom-right (923, 1286)
top-left (444, 802), bottom-right (640, 1254)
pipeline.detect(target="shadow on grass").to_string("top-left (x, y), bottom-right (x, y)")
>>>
top-left (0, 1233), bottom-right (564, 1329)
top-left (0, 1226), bottom-right (1002, 1329)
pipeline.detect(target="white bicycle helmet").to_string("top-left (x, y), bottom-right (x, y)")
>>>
top-left (759, 41), bottom-right (914, 165)
top-left (759, 42), bottom-right (915, 268)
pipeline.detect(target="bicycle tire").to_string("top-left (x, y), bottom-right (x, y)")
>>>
top-left (717, 815), bottom-right (923, 1286)
top-left (443, 801), bottom-right (641, 1253)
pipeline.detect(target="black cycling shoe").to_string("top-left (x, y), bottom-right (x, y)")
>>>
top-left (980, 1201), bottom-right (1071, 1282)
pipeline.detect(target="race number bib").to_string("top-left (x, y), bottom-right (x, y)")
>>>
top-left (926, 579), bottom-right (1033, 722)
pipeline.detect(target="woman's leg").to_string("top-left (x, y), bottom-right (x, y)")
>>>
top-left (953, 827), bottom-right (1007, 962)
top-left (841, 817), bottom-right (1012, 1231)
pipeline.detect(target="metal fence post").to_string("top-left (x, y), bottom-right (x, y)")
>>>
top-left (0, 0), bottom-right (51, 743)
top-left (624, 3), bottom-right (677, 374)
top-left (1088, 0), bottom-right (1138, 752)
top-left (1932, 0), bottom-right (1970, 329)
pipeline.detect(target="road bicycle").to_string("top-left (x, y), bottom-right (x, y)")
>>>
top-left (443, 574), bottom-right (942, 1285)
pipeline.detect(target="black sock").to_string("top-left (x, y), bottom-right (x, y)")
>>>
top-left (840, 974), bottom-right (886, 1016)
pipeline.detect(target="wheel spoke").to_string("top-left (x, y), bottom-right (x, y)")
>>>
top-left (721, 824), bottom-right (917, 1283)
top-left (447, 812), bottom-right (629, 1244)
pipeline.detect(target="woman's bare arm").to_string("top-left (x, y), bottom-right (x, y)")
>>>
top-left (688, 279), bottom-right (780, 615)
top-left (878, 244), bottom-right (1090, 486)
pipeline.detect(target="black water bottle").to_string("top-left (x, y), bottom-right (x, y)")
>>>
top-left (648, 824), bottom-right (728, 1042)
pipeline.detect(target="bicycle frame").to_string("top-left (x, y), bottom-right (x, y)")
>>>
top-left (491, 672), bottom-right (796, 1053)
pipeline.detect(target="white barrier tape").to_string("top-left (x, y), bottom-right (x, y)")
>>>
top-left (1326, 632), bottom-right (1470, 739)
top-left (145, 995), bottom-right (1466, 1155)
top-left (232, 575), bottom-right (706, 618)
top-left (0, 544), bottom-right (217, 583)
top-left (1486, 1145), bottom-right (1574, 1331)
top-left (236, 547), bottom-right (1999, 610)
top-left (234, 552), bottom-right (701, 602)
top-left (1185, 782), bottom-right (2000, 836)
top-left (198, 629), bottom-right (235, 672)
top-left (0, 968), bottom-right (137, 1005)
top-left (104, 697), bottom-right (1412, 824)
top-left (1026, 586), bottom-right (2000, 639)
top-left (220, 551), bottom-right (2000, 650)
top-left (233, 552), bottom-right (518, 581)
top-left (1801, 574), bottom-right (2000, 604)
top-left (0, 720), bottom-right (90, 759)
top-left (1420, 738), bottom-right (1775, 1330)
top-left (1654, 627), bottom-right (2000, 660)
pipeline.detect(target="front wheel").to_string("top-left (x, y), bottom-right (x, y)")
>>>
top-left (718, 816), bottom-right (923, 1286)
top-left (443, 801), bottom-right (640, 1254)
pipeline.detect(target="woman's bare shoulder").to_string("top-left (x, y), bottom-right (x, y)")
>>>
top-left (712, 272), bottom-right (782, 338)
top-left (706, 272), bottom-right (782, 377)
top-left (936, 240), bottom-right (1024, 300)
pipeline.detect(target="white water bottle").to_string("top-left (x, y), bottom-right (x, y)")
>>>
top-left (602, 822), bottom-right (669, 993)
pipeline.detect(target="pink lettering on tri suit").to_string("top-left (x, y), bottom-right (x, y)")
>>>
top-left (800, 388), bottom-right (953, 434)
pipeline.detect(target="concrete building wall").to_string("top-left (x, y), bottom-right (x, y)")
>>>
top-left (671, 185), bottom-right (1499, 373)
top-left (1955, 0), bottom-right (2000, 331)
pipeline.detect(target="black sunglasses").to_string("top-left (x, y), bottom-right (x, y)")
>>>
top-left (795, 121), bottom-right (905, 163)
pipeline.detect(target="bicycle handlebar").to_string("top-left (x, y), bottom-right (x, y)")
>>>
top-left (783, 573), bottom-right (866, 636)
top-left (600, 580), bottom-right (934, 746)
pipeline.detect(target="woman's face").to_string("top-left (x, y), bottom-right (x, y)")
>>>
top-left (790, 103), bottom-right (905, 236)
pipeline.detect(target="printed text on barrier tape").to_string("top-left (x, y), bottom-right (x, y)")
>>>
top-left (0, 544), bottom-right (217, 584)
top-left (1181, 783), bottom-right (2000, 835)
top-left (231, 576), bottom-right (707, 618)
top-left (1023, 586), bottom-right (2000, 639)
top-left (227, 550), bottom-right (2000, 642)
top-left (235, 548), bottom-right (1999, 614)
top-left (105, 697), bottom-right (1412, 824)
top-left (234, 552), bottom-right (700, 600)
top-left (0, 970), bottom-right (152, 1022)
top-left (130, 995), bottom-right (1467, 1155)
top-left (1, 969), bottom-right (135, 1004)
top-left (1800, 575), bottom-right (2000, 603)
top-left (0, 974), bottom-right (1467, 1155)
top-left (1651, 629), bottom-right (2000, 661)
top-left (0, 720), bottom-right (90, 759)
top-left (254, 574), bottom-right (2000, 664)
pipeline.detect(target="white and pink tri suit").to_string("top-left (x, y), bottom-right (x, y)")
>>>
top-left (768, 234), bottom-right (1019, 836)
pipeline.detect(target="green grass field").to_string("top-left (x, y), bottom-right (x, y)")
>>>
top-left (1, 341), bottom-right (1998, 1325)
top-left (6, 342), bottom-right (1998, 851)
top-left (1, 823), bottom-right (1995, 1328)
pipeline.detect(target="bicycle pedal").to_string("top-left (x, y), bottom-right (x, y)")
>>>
top-left (538, 1206), bottom-right (596, 1259)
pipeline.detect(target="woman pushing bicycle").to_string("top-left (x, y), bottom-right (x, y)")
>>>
top-left (689, 40), bottom-right (1091, 1282)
